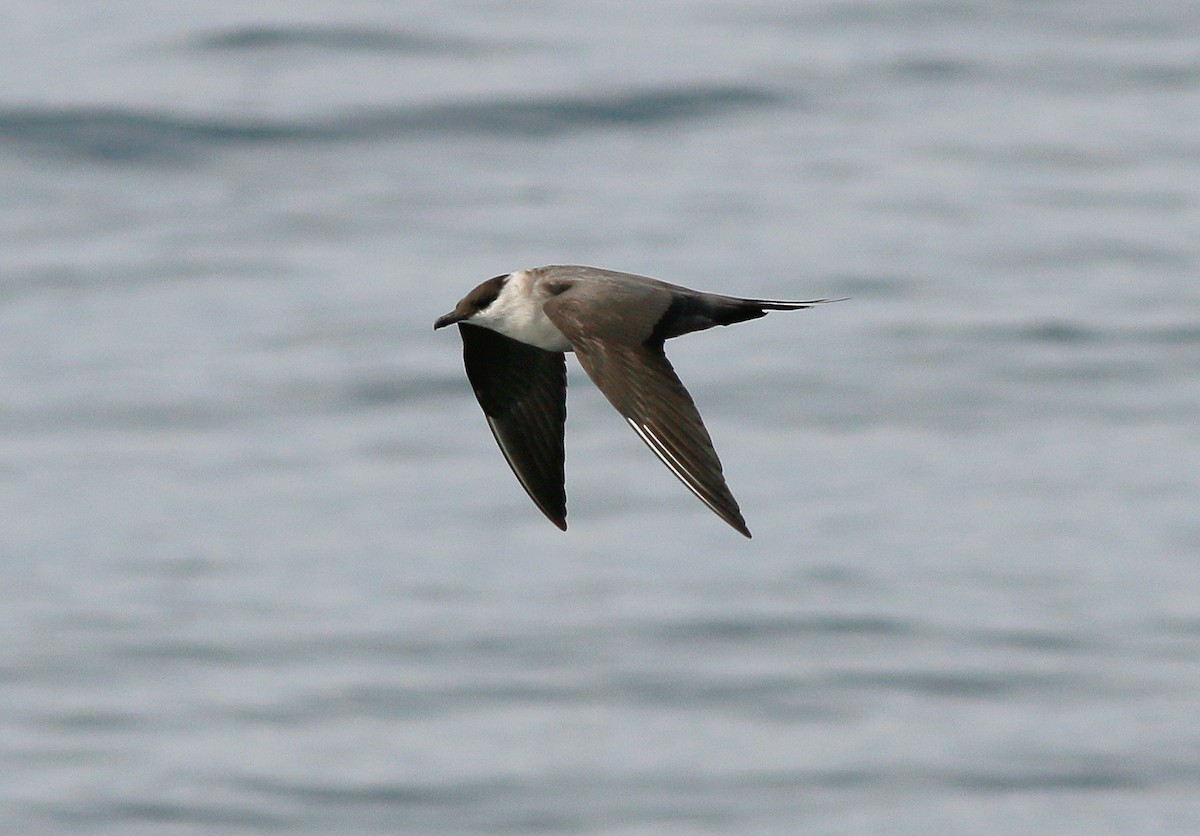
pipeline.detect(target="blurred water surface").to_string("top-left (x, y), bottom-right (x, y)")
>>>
top-left (2, 1), bottom-right (1199, 832)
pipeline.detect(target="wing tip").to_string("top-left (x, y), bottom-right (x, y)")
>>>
top-left (531, 498), bottom-right (567, 531)
top-left (622, 418), bottom-right (754, 538)
top-left (532, 495), bottom-right (567, 530)
top-left (720, 507), bottom-right (752, 538)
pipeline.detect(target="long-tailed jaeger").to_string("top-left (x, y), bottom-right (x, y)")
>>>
top-left (434, 265), bottom-right (840, 537)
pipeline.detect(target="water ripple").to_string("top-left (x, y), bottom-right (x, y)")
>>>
top-left (0, 85), bottom-right (782, 164)
top-left (653, 613), bottom-right (912, 644)
top-left (190, 25), bottom-right (498, 55)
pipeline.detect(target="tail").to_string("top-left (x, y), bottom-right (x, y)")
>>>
top-left (653, 293), bottom-right (845, 341)
top-left (752, 297), bottom-right (847, 311)
top-left (710, 295), bottom-right (846, 326)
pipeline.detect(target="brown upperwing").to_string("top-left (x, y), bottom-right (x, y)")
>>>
top-left (543, 284), bottom-right (750, 537)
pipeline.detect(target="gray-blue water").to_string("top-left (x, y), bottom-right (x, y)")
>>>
top-left (3, 2), bottom-right (1199, 833)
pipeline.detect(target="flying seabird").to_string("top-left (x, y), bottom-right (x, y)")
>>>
top-left (435, 265), bottom-right (840, 537)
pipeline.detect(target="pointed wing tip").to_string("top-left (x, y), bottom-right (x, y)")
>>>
top-left (533, 501), bottom-right (567, 531)
top-left (724, 514), bottom-right (752, 538)
top-left (530, 500), bottom-right (567, 532)
top-left (527, 487), bottom-right (566, 531)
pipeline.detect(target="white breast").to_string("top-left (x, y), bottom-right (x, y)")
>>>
top-left (469, 270), bottom-right (573, 352)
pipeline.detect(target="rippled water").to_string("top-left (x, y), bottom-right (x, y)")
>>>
top-left (3, 2), bottom-right (1199, 833)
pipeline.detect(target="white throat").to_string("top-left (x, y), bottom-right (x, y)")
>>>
top-left (469, 270), bottom-right (572, 352)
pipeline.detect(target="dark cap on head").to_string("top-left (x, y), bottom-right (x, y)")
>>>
top-left (434, 274), bottom-right (509, 330)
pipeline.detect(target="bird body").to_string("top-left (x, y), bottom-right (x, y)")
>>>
top-left (435, 265), bottom-right (840, 537)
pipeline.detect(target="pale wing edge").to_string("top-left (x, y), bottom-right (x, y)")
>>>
top-left (484, 415), bottom-right (568, 530)
top-left (624, 418), bottom-right (750, 537)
